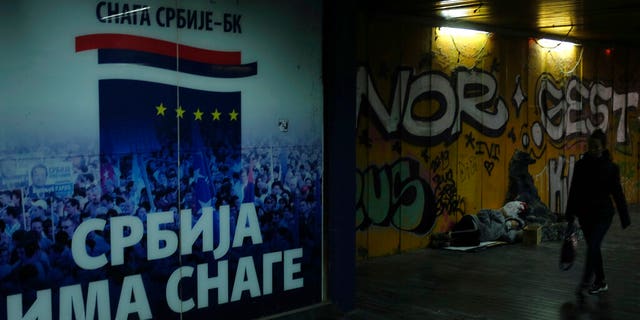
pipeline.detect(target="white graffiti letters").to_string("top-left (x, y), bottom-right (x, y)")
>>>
top-left (547, 155), bottom-right (576, 214)
top-left (537, 75), bottom-right (638, 143)
top-left (455, 69), bottom-right (509, 135)
top-left (357, 67), bottom-right (508, 145)
top-left (404, 71), bottom-right (456, 138)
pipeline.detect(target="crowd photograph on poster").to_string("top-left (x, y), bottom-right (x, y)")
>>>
top-left (0, 1), bottom-right (324, 319)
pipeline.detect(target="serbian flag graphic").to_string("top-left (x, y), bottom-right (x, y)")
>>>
top-left (82, 32), bottom-right (249, 214)
top-left (76, 33), bottom-right (257, 78)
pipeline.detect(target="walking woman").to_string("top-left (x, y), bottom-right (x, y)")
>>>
top-left (565, 129), bottom-right (631, 295)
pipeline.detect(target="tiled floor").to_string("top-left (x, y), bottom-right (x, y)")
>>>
top-left (276, 207), bottom-right (639, 320)
top-left (343, 208), bottom-right (640, 320)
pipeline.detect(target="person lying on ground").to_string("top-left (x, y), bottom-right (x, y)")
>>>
top-left (431, 201), bottom-right (527, 248)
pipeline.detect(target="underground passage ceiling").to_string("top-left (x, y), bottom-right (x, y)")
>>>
top-left (361, 0), bottom-right (640, 47)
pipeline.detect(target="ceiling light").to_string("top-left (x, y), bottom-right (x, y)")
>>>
top-left (537, 38), bottom-right (577, 49)
top-left (439, 27), bottom-right (488, 36)
top-left (441, 9), bottom-right (468, 19)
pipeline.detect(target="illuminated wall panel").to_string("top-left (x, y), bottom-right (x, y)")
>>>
top-left (356, 18), bottom-right (640, 259)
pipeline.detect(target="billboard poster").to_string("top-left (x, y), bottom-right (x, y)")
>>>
top-left (0, 1), bottom-right (323, 319)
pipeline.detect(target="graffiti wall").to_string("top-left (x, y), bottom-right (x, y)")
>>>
top-left (0, 1), bottom-right (323, 319)
top-left (356, 17), bottom-right (640, 258)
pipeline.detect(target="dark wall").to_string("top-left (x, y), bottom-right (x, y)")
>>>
top-left (324, 0), bottom-right (356, 312)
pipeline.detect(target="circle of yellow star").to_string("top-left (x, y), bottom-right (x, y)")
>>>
top-left (176, 106), bottom-right (185, 119)
top-left (156, 103), bottom-right (167, 116)
top-left (194, 108), bottom-right (204, 120)
top-left (229, 109), bottom-right (239, 121)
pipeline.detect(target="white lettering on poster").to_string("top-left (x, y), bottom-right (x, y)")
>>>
top-left (6, 204), bottom-right (305, 320)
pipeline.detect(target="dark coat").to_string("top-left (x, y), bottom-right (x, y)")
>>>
top-left (566, 150), bottom-right (631, 228)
